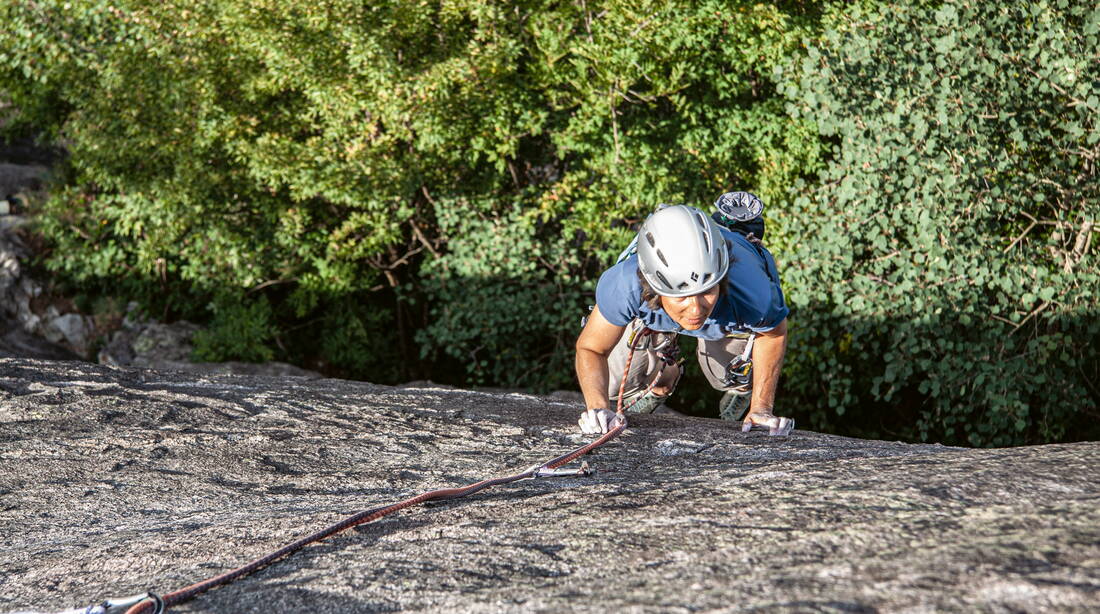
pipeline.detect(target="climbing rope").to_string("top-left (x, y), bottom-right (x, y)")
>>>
top-left (71, 330), bottom-right (653, 614)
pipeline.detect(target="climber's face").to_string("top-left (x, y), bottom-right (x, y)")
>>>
top-left (659, 285), bottom-right (720, 330)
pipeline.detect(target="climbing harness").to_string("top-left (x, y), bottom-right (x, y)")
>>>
top-left (64, 331), bottom-right (651, 614)
top-left (625, 324), bottom-right (681, 367)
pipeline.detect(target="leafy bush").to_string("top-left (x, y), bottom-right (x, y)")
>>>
top-left (0, 0), bottom-right (823, 388)
top-left (8, 0), bottom-right (1096, 446)
top-left (192, 293), bottom-right (276, 363)
top-left (779, 1), bottom-right (1100, 445)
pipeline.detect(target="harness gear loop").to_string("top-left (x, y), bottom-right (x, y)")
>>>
top-left (613, 326), bottom-right (679, 414)
top-left (625, 325), bottom-right (663, 350)
top-left (625, 326), bottom-right (679, 364)
top-left (722, 333), bottom-right (756, 390)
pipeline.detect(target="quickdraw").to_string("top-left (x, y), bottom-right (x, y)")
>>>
top-left (722, 333), bottom-right (755, 391)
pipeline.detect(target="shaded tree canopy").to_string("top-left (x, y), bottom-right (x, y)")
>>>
top-left (1, 0), bottom-right (1096, 446)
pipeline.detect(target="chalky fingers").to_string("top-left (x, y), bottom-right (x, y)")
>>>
top-left (741, 412), bottom-right (795, 437)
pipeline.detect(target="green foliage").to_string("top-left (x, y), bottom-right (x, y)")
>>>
top-left (316, 296), bottom-right (405, 382)
top-left (192, 293), bottom-right (276, 363)
top-left (0, 0), bottom-right (823, 386)
top-left (416, 199), bottom-right (590, 388)
top-left (779, 1), bottom-right (1100, 446)
top-left (10, 0), bottom-right (1095, 446)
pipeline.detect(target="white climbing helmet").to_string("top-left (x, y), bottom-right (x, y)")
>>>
top-left (636, 204), bottom-right (729, 297)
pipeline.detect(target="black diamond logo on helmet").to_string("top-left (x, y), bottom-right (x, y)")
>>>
top-left (690, 272), bottom-right (699, 281)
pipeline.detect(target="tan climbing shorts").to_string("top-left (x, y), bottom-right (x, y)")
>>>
top-left (606, 319), bottom-right (752, 402)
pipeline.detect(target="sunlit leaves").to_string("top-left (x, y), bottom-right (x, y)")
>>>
top-left (779, 0), bottom-right (1100, 446)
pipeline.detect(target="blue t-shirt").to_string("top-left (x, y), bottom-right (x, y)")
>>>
top-left (595, 229), bottom-right (788, 340)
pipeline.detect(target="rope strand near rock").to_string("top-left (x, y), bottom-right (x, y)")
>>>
top-left (58, 331), bottom-right (649, 614)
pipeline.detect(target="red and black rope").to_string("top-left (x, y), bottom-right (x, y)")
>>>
top-left (120, 330), bottom-right (651, 614)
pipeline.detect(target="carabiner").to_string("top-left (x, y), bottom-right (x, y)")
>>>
top-left (533, 461), bottom-right (593, 478)
top-left (723, 356), bottom-right (752, 388)
top-left (94, 592), bottom-right (164, 614)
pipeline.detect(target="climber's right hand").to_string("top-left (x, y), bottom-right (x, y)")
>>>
top-left (578, 408), bottom-right (624, 434)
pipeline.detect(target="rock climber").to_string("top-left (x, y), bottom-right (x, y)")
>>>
top-left (575, 200), bottom-right (793, 436)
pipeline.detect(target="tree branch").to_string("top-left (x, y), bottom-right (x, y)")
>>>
top-left (1009, 300), bottom-right (1052, 335)
top-left (1003, 220), bottom-right (1037, 253)
top-left (409, 219), bottom-right (441, 258)
top-left (1065, 220), bottom-right (1094, 273)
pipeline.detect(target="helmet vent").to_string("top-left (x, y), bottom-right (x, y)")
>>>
top-left (638, 204), bottom-right (728, 296)
top-left (656, 248), bottom-right (669, 267)
top-left (654, 270), bottom-right (673, 291)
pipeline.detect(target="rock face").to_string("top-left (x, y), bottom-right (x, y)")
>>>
top-left (0, 320), bottom-right (79, 361)
top-left (1, 358), bottom-right (1099, 614)
top-left (99, 317), bottom-right (320, 379)
top-left (0, 219), bottom-right (85, 361)
top-left (0, 163), bottom-right (48, 199)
